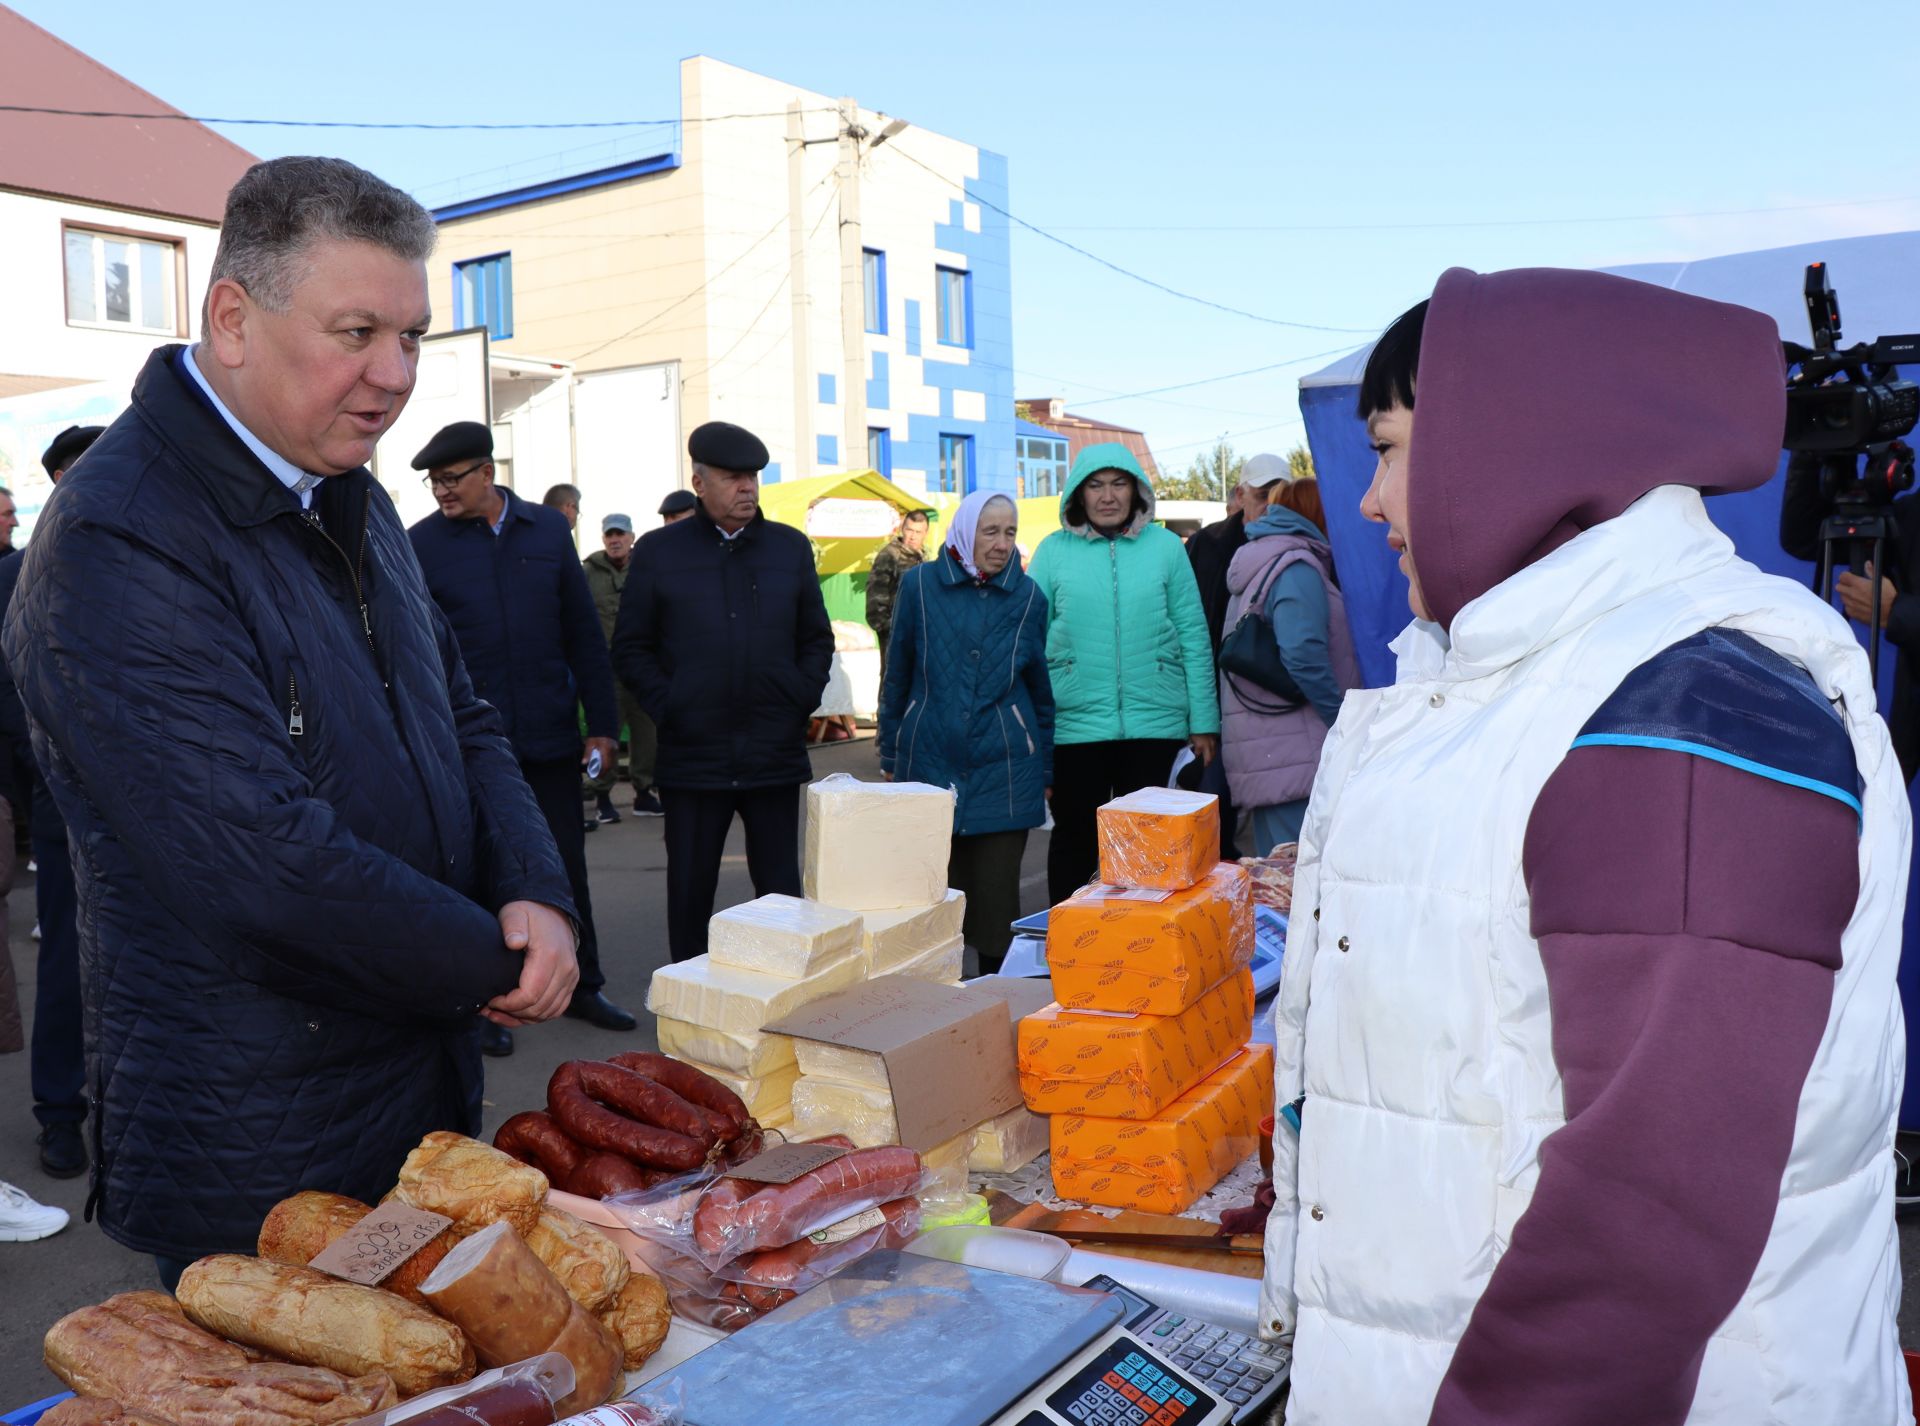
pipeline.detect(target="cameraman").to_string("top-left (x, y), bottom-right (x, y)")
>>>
top-left (1779, 448), bottom-right (1920, 784)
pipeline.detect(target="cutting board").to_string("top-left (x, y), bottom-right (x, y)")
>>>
top-left (989, 1194), bottom-right (1265, 1279)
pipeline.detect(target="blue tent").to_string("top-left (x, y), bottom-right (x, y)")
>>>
top-left (1298, 229), bottom-right (1920, 1121)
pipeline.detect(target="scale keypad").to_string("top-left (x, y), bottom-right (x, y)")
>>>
top-left (1151, 1315), bottom-right (1290, 1411)
top-left (1047, 1341), bottom-right (1216, 1426)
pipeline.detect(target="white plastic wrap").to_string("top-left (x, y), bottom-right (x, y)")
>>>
top-left (803, 774), bottom-right (955, 911)
top-left (860, 891), bottom-right (966, 973)
top-left (644, 952), bottom-right (866, 1038)
top-left (654, 1017), bottom-right (796, 1079)
top-left (919, 1130), bottom-right (973, 1199)
top-left (705, 895), bottom-right (863, 980)
top-left (967, 1104), bottom-right (1049, 1174)
top-left (1095, 786), bottom-right (1222, 892)
top-left (876, 935), bottom-right (964, 985)
top-left (789, 1075), bottom-right (899, 1148)
top-left (675, 1059), bottom-right (800, 1122)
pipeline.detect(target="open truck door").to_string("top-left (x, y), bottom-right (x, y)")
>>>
top-left (373, 326), bottom-right (491, 528)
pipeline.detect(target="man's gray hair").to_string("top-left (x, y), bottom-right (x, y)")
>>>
top-left (206, 156), bottom-right (437, 318)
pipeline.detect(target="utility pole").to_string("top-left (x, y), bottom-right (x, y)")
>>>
top-left (837, 99), bottom-right (867, 473)
top-left (786, 101), bottom-right (815, 478)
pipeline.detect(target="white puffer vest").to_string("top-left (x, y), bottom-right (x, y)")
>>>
top-left (1260, 487), bottom-right (1910, 1425)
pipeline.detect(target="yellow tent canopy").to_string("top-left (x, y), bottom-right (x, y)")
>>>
top-left (758, 469), bottom-right (941, 575)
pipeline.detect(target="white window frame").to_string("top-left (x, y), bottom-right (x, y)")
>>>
top-left (63, 224), bottom-right (181, 336)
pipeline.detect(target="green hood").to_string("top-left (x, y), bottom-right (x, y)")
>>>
top-left (1060, 441), bottom-right (1156, 537)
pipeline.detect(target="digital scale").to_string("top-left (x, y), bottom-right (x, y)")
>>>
top-left (651, 1250), bottom-right (1237, 1426)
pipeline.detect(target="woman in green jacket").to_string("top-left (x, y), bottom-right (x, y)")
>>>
top-left (1027, 443), bottom-right (1220, 902)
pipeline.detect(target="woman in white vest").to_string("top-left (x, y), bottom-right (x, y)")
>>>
top-left (1259, 266), bottom-right (1909, 1424)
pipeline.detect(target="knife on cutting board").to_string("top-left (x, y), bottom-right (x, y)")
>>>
top-left (1050, 1228), bottom-right (1265, 1256)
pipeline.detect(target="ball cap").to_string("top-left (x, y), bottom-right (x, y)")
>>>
top-left (411, 420), bottom-right (492, 471)
top-left (601, 512), bottom-right (634, 534)
top-left (1241, 452), bottom-right (1290, 490)
top-left (42, 424), bottom-right (105, 477)
top-left (687, 420), bottom-right (769, 473)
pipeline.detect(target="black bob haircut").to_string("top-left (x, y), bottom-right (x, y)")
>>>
top-left (1356, 299), bottom-right (1429, 420)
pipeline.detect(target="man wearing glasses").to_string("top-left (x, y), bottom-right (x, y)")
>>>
top-left (409, 421), bottom-right (632, 1054)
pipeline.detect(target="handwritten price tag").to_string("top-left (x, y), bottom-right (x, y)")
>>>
top-left (726, 1140), bottom-right (850, 1184)
top-left (308, 1205), bottom-right (453, 1286)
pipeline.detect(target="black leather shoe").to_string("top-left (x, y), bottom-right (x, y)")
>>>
top-left (37, 1123), bottom-right (87, 1179)
top-left (480, 1022), bottom-right (514, 1057)
top-left (566, 990), bottom-right (637, 1032)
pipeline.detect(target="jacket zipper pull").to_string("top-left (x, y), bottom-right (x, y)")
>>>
top-left (287, 675), bottom-right (305, 737)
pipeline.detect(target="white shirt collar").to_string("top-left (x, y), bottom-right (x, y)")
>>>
top-left (181, 346), bottom-right (320, 510)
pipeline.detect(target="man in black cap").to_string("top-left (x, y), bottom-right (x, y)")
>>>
top-left (40, 425), bottom-right (105, 486)
top-left (613, 422), bottom-right (833, 962)
top-left (409, 420), bottom-right (632, 1048)
top-left (658, 489), bottom-right (697, 525)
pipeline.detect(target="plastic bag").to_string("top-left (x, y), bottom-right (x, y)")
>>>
top-left (343, 1353), bottom-right (573, 1426)
top-left (553, 1381), bottom-right (683, 1426)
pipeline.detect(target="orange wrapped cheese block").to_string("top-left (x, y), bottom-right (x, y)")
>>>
top-left (1051, 1045), bottom-right (1274, 1212)
top-left (1017, 970), bottom-right (1254, 1120)
top-left (1047, 863), bottom-right (1253, 1014)
top-left (1096, 788), bottom-right (1221, 891)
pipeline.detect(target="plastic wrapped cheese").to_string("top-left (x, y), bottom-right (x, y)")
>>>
top-left (655, 1017), bottom-right (796, 1079)
top-left (1096, 788), bottom-right (1221, 892)
top-left (1046, 863), bottom-right (1254, 1014)
top-left (968, 1104), bottom-right (1050, 1174)
top-left (792, 1039), bottom-right (890, 1089)
top-left (876, 936), bottom-right (964, 986)
top-left (706, 894), bottom-right (863, 980)
top-left (1051, 1046), bottom-right (1273, 1212)
top-left (920, 1130), bottom-right (974, 1199)
top-left (677, 1059), bottom-right (800, 1122)
top-left (1017, 970), bottom-right (1255, 1120)
top-left (860, 891), bottom-right (967, 973)
top-left (644, 951), bottom-right (866, 1038)
top-left (789, 1075), bottom-right (899, 1148)
top-left (804, 775), bottom-right (955, 911)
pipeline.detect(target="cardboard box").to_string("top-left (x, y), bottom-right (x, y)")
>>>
top-left (1096, 788), bottom-right (1221, 891)
top-left (1046, 863), bottom-right (1254, 1014)
top-left (803, 775), bottom-right (955, 911)
top-left (1051, 1045), bottom-right (1274, 1213)
top-left (765, 977), bottom-right (1022, 1152)
top-left (1017, 970), bottom-right (1254, 1120)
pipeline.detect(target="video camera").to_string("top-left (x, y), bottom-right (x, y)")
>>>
top-left (1786, 263), bottom-right (1920, 679)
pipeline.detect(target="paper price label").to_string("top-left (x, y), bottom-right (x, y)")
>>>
top-left (726, 1140), bottom-right (851, 1184)
top-left (308, 1205), bottom-right (453, 1286)
top-left (808, 1205), bottom-right (888, 1245)
top-left (1080, 884), bottom-right (1175, 904)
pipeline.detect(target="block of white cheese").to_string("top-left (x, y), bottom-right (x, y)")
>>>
top-left (655, 1017), bottom-right (796, 1079)
top-left (920, 1130), bottom-right (974, 1199)
top-left (707, 894), bottom-right (863, 980)
top-left (678, 1058), bottom-right (800, 1122)
top-left (860, 891), bottom-right (967, 973)
top-left (792, 1038), bottom-right (891, 1089)
top-left (645, 951), bottom-right (866, 1038)
top-left (968, 1103), bottom-right (1050, 1174)
top-left (877, 936), bottom-right (964, 986)
top-left (804, 775), bottom-right (955, 911)
top-left (789, 1075), bottom-right (899, 1148)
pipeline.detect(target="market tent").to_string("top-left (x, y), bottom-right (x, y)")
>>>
top-left (759, 470), bottom-right (936, 622)
top-left (1298, 228), bottom-right (1920, 1123)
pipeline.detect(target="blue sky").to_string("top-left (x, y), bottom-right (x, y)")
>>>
top-left (18, 0), bottom-right (1920, 472)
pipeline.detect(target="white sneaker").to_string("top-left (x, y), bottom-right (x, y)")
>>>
top-left (0, 1180), bottom-right (68, 1241)
top-left (31, 921), bottom-right (40, 940)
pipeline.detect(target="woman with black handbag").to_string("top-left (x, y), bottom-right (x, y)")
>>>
top-left (1218, 485), bottom-right (1358, 852)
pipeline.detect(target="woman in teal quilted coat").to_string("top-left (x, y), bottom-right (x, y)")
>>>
top-left (879, 491), bottom-right (1054, 971)
top-left (1027, 443), bottom-right (1220, 902)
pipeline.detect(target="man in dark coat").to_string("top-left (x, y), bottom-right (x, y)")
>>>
top-left (612, 422), bottom-right (833, 962)
top-left (408, 421), bottom-right (631, 1049)
top-left (2, 157), bottom-right (578, 1285)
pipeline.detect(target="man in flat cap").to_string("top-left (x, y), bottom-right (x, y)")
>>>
top-left (5, 156), bottom-right (578, 1285)
top-left (583, 512), bottom-right (661, 823)
top-left (409, 420), bottom-right (632, 1050)
top-left (658, 489), bottom-right (697, 525)
top-left (614, 422), bottom-right (833, 961)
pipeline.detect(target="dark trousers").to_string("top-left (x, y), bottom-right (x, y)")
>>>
top-left (519, 758), bottom-right (602, 992)
top-left (1046, 738), bottom-right (1188, 904)
top-left (661, 784), bottom-right (802, 963)
top-left (589, 686), bottom-right (656, 795)
top-left (32, 829), bottom-right (85, 1128)
top-left (950, 829), bottom-right (1029, 974)
top-left (155, 1255), bottom-right (193, 1293)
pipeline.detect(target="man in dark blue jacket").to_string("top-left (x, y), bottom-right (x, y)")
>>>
top-left (3, 156), bottom-right (579, 1284)
top-left (408, 422), bottom-right (630, 1049)
top-left (612, 423), bottom-right (834, 961)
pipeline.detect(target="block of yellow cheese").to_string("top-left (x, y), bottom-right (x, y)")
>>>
top-left (1096, 788), bottom-right (1221, 892)
top-left (645, 950), bottom-right (866, 1038)
top-left (677, 1058), bottom-right (800, 1122)
top-left (919, 1130), bottom-right (974, 1198)
top-left (1046, 863), bottom-right (1253, 1014)
top-left (1017, 970), bottom-right (1254, 1120)
top-left (860, 891), bottom-right (967, 973)
top-left (792, 1038), bottom-right (890, 1089)
top-left (1051, 1046), bottom-right (1273, 1213)
top-left (876, 936), bottom-right (964, 986)
top-left (706, 894), bottom-right (863, 979)
top-left (655, 1016), bottom-right (796, 1079)
top-left (789, 1074), bottom-right (899, 1147)
top-left (804, 775), bottom-right (955, 910)
top-left (968, 1104), bottom-right (1049, 1174)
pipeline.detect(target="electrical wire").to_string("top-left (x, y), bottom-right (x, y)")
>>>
top-left (1069, 345), bottom-right (1360, 408)
top-left (0, 103), bottom-right (832, 131)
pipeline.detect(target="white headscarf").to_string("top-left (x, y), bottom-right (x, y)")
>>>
top-left (943, 491), bottom-right (1016, 579)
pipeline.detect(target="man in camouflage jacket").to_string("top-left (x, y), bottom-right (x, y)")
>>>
top-left (865, 509), bottom-right (928, 681)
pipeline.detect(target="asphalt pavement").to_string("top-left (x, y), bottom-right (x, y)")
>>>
top-left (2, 739), bottom-right (1916, 1405)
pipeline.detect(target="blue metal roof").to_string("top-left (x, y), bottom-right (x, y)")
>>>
top-left (432, 153), bottom-right (680, 222)
top-left (1016, 419), bottom-right (1065, 442)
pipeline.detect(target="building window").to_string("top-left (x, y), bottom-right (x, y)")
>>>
top-left (938, 434), bottom-right (973, 494)
top-left (935, 265), bottom-right (972, 347)
top-left (863, 249), bottom-right (887, 335)
top-left (454, 253), bottom-right (513, 339)
top-left (64, 227), bottom-right (178, 334)
top-left (1017, 434), bottom-right (1069, 498)
top-left (867, 427), bottom-right (892, 477)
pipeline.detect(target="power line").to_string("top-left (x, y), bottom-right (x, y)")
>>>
top-left (0, 103), bottom-right (832, 131)
top-left (879, 144), bottom-right (1380, 335)
top-left (1070, 345), bottom-right (1359, 408)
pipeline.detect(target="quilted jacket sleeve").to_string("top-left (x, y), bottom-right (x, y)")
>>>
top-left (877, 564), bottom-right (924, 775)
top-left (1164, 539), bottom-right (1221, 735)
top-left (610, 540), bottom-right (668, 724)
top-left (1021, 583), bottom-right (1055, 786)
top-left (7, 519), bottom-right (525, 1024)
top-left (559, 543), bottom-right (619, 740)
